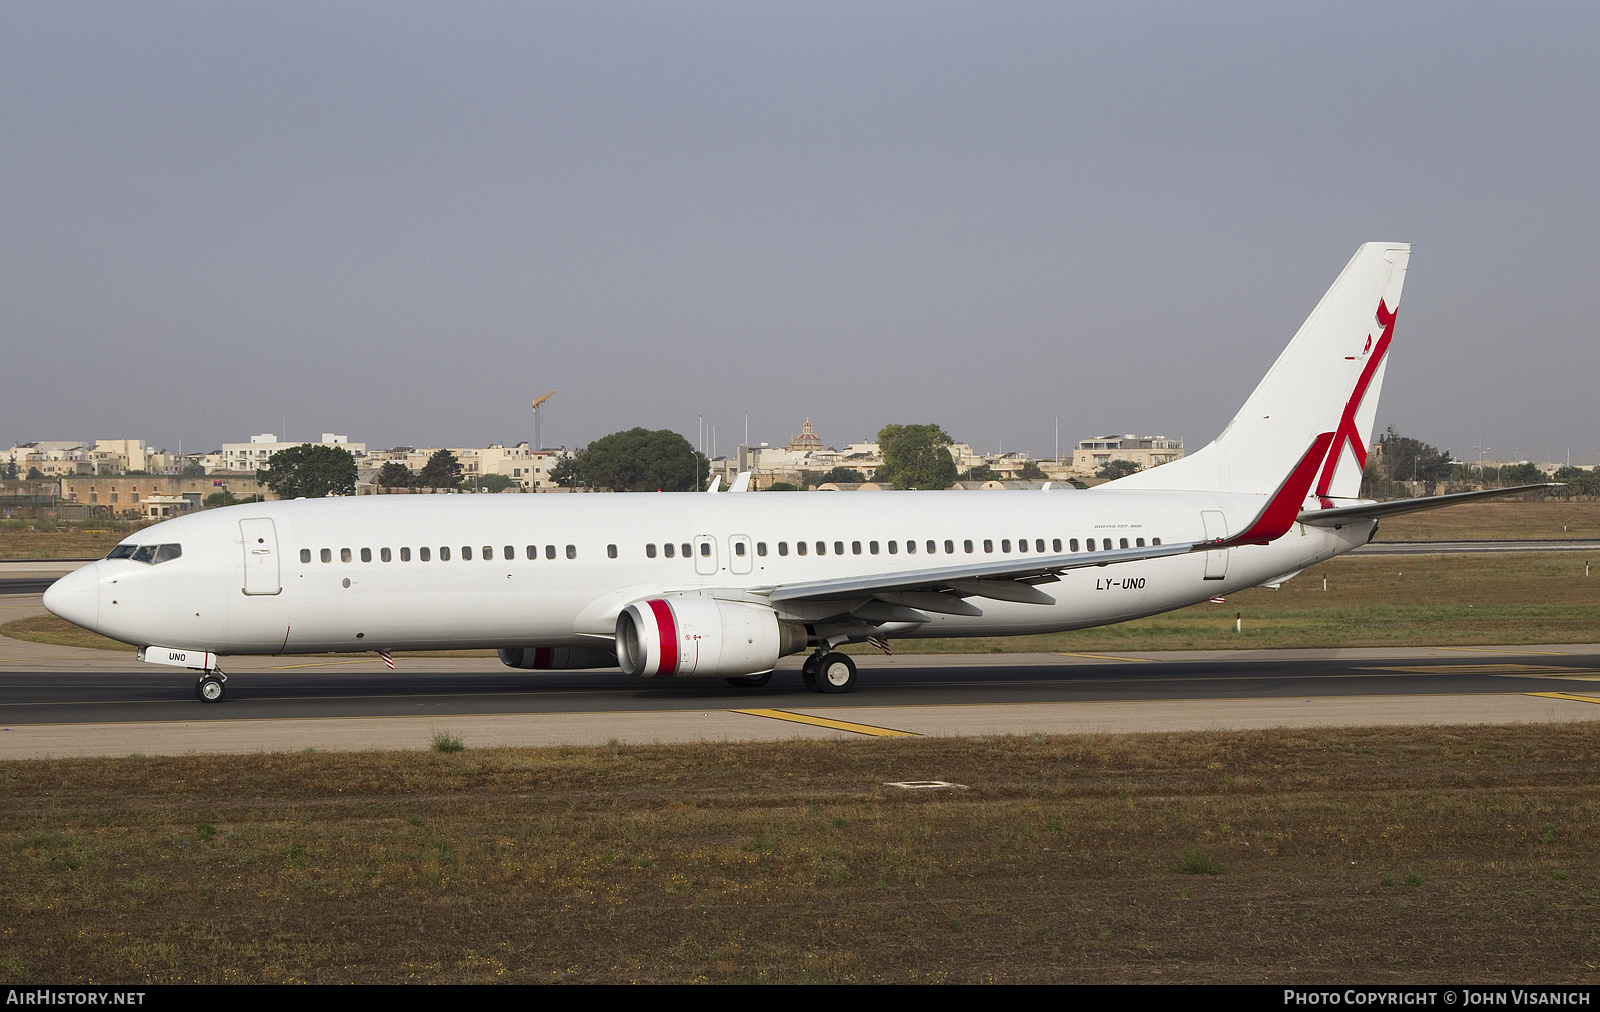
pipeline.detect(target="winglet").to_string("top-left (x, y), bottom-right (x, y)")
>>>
top-left (706, 475), bottom-right (723, 494)
top-left (728, 471), bottom-right (752, 493)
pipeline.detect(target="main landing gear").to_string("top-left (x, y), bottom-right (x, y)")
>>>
top-left (725, 672), bottom-right (773, 688)
top-left (801, 651), bottom-right (857, 694)
top-left (194, 670), bottom-right (227, 703)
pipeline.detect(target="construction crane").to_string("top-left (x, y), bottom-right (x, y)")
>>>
top-left (531, 389), bottom-right (555, 450)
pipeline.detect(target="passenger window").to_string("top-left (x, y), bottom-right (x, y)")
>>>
top-left (888, 541), bottom-right (898, 554)
top-left (462, 547), bottom-right (473, 561)
top-left (1052, 539), bottom-right (1062, 552)
top-left (401, 547), bottom-right (411, 562)
top-left (440, 547), bottom-right (451, 561)
top-left (1103, 539), bottom-right (1113, 551)
top-left (421, 547), bottom-right (431, 562)
top-left (1036, 539), bottom-right (1045, 553)
top-left (1136, 538), bottom-right (1145, 547)
top-left (681, 543), bottom-right (690, 557)
top-left (700, 542), bottom-right (711, 557)
top-left (734, 542), bottom-right (746, 557)
top-left (851, 541), bottom-right (861, 555)
top-left (983, 540), bottom-right (993, 553)
top-left (1119, 538), bottom-right (1129, 549)
top-left (647, 544), bottom-right (657, 558)
top-left (566, 545), bottom-right (576, 559)
top-left (778, 542), bottom-right (789, 556)
top-left (300, 549), bottom-right (311, 564)
top-left (906, 540), bottom-right (916, 555)
top-left (1070, 539), bottom-right (1079, 552)
top-left (869, 541), bottom-right (879, 555)
top-left (1017, 538), bottom-right (1028, 553)
top-left (607, 544), bottom-right (618, 559)
top-left (341, 548), bottom-right (352, 563)
top-left (663, 543), bottom-right (675, 558)
top-left (547, 545), bottom-right (557, 559)
top-left (835, 541), bottom-right (845, 555)
top-left (380, 548), bottom-right (391, 562)
top-left (925, 540), bottom-right (935, 554)
top-left (526, 545), bottom-right (537, 560)
top-left (964, 540), bottom-right (973, 553)
top-left (1152, 537), bottom-right (1162, 546)
top-left (816, 541), bottom-right (826, 556)
top-left (797, 541), bottom-right (807, 556)
top-left (504, 546), bottom-right (514, 560)
top-left (154, 544), bottom-right (182, 564)
top-left (481, 546), bottom-right (492, 561)
top-left (757, 542), bottom-right (767, 557)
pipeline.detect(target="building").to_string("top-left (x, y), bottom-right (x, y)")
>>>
top-left (213, 433), bottom-right (366, 473)
top-left (59, 474), bottom-right (269, 514)
top-left (1072, 435), bottom-right (1184, 474)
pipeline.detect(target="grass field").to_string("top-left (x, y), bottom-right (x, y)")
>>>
top-left (13, 549), bottom-right (1591, 655)
top-left (1, 726), bottom-right (1596, 983)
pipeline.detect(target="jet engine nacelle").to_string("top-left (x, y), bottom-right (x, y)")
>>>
top-left (497, 646), bottom-right (618, 670)
top-left (616, 596), bottom-right (807, 678)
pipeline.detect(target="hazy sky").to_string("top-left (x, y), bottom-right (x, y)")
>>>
top-left (3, 3), bottom-right (1597, 464)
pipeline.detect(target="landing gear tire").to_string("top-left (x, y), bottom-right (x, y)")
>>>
top-left (726, 672), bottom-right (773, 688)
top-left (195, 674), bottom-right (226, 703)
top-left (801, 652), bottom-right (822, 691)
top-left (813, 652), bottom-right (857, 694)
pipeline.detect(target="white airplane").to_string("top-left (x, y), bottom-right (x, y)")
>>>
top-left (43, 242), bottom-right (1550, 702)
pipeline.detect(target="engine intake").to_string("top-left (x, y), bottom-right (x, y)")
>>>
top-left (616, 596), bottom-right (806, 678)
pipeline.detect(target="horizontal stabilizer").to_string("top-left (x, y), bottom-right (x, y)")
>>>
top-left (1296, 484), bottom-right (1559, 526)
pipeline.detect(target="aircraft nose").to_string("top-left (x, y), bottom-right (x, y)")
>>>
top-left (43, 562), bottom-right (101, 632)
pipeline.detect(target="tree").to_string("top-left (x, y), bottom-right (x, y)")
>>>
top-left (959, 464), bottom-right (997, 482)
top-left (256, 444), bottom-right (357, 499)
top-left (1552, 466), bottom-right (1600, 497)
top-left (765, 481), bottom-right (800, 491)
top-left (557, 428), bottom-right (708, 492)
top-left (179, 461), bottom-right (207, 477)
top-left (548, 453), bottom-right (581, 488)
top-left (1018, 461), bottom-right (1047, 480)
top-left (877, 424), bottom-right (957, 490)
top-left (376, 461), bottom-right (415, 489)
top-left (1, 460), bottom-right (17, 479)
top-left (476, 473), bottom-right (517, 493)
top-left (820, 467), bottom-right (866, 484)
top-left (1096, 459), bottom-right (1140, 481)
top-left (1373, 427), bottom-right (1453, 483)
top-left (417, 449), bottom-right (463, 489)
top-left (1498, 462), bottom-right (1545, 485)
top-left (25, 467), bottom-right (44, 480)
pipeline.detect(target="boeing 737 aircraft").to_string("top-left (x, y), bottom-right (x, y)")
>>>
top-left (43, 242), bottom-right (1550, 701)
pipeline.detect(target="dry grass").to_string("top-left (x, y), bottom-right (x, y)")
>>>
top-left (0, 613), bottom-right (131, 651)
top-left (1, 725), bottom-right (1597, 983)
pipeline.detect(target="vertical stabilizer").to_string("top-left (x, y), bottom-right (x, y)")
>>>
top-left (1107, 242), bottom-right (1409, 499)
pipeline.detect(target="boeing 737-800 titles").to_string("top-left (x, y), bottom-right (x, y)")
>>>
top-left (43, 242), bottom-right (1551, 701)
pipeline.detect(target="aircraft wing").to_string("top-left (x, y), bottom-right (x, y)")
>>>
top-left (1296, 483), bottom-right (1559, 527)
top-left (764, 539), bottom-right (1199, 608)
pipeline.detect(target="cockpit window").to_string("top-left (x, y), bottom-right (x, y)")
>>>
top-left (110, 543), bottom-right (183, 565)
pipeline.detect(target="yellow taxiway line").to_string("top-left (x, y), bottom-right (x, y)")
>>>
top-left (732, 708), bottom-right (918, 737)
top-left (1054, 652), bottom-right (1156, 663)
top-left (1526, 691), bottom-right (1600, 705)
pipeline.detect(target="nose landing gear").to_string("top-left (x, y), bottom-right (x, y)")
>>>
top-left (194, 671), bottom-right (227, 703)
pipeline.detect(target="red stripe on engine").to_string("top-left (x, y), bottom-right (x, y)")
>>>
top-left (646, 599), bottom-right (678, 677)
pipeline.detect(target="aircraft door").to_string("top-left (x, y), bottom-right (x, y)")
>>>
top-left (240, 518), bottom-right (282, 595)
top-left (1200, 510), bottom-right (1228, 581)
top-left (729, 535), bottom-right (753, 575)
top-left (693, 535), bottom-right (718, 576)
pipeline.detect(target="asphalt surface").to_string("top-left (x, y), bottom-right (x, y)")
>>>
top-left (3, 651), bottom-right (1598, 725)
